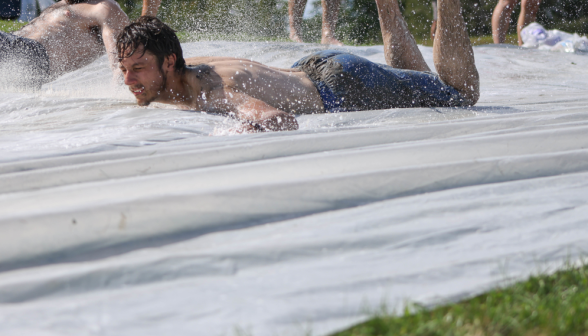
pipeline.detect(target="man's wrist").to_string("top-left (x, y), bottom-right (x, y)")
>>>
top-left (240, 113), bottom-right (298, 132)
top-left (241, 120), bottom-right (266, 132)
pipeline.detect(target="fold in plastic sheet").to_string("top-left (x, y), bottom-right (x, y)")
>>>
top-left (0, 42), bottom-right (587, 336)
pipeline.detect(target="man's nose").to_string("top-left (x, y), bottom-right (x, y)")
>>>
top-left (124, 71), bottom-right (136, 85)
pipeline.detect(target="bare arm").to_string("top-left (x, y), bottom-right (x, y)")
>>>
top-left (99, 3), bottom-right (130, 76)
top-left (142, 0), bottom-right (161, 16)
top-left (223, 88), bottom-right (299, 132)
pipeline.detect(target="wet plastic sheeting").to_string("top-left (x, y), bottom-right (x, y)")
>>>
top-left (0, 42), bottom-right (587, 336)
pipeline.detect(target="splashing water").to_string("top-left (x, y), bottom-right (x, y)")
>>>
top-left (1, 41), bottom-right (588, 336)
top-left (4, 40), bottom-right (580, 162)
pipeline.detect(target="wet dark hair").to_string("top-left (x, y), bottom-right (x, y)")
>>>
top-left (116, 16), bottom-right (186, 72)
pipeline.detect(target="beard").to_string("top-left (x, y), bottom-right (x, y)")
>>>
top-left (136, 68), bottom-right (167, 106)
top-left (137, 98), bottom-right (152, 107)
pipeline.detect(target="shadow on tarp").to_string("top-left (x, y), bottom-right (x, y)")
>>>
top-left (3, 143), bottom-right (588, 279)
top-left (0, 211), bottom-right (317, 303)
top-left (440, 105), bottom-right (521, 115)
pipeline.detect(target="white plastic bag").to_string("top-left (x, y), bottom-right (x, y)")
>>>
top-left (521, 22), bottom-right (588, 53)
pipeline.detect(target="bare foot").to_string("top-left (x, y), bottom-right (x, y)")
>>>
top-left (321, 36), bottom-right (344, 46)
top-left (290, 32), bottom-right (304, 43)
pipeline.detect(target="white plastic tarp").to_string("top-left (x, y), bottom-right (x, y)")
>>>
top-left (0, 42), bottom-right (588, 336)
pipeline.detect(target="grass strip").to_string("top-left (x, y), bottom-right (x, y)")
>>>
top-left (0, 19), bottom-right (26, 33)
top-left (332, 262), bottom-right (588, 336)
top-left (177, 32), bottom-right (519, 47)
top-left (415, 34), bottom-right (518, 47)
top-left (1, 20), bottom-right (517, 47)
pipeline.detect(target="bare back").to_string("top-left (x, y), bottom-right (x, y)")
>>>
top-left (14, 0), bottom-right (129, 78)
top-left (185, 57), bottom-right (325, 114)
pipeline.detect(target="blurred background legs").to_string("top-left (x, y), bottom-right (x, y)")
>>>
top-left (289, 0), bottom-right (343, 45)
top-left (492, 0), bottom-right (541, 45)
top-left (430, 0), bottom-right (437, 40)
top-left (516, 0), bottom-right (541, 45)
top-left (141, 0), bottom-right (161, 16)
top-left (288, 0), bottom-right (306, 42)
top-left (320, 0), bottom-right (342, 45)
top-left (492, 0), bottom-right (516, 44)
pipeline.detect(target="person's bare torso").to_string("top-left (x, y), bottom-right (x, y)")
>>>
top-left (14, 0), bottom-right (112, 77)
top-left (185, 57), bottom-right (325, 114)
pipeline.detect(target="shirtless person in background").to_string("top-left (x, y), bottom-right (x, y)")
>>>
top-left (0, 0), bottom-right (129, 89)
top-left (118, 0), bottom-right (479, 133)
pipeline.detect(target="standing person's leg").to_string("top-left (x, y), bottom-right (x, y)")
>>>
top-left (374, 0), bottom-right (430, 72)
top-left (321, 0), bottom-right (343, 45)
top-left (433, 0), bottom-right (479, 104)
top-left (430, 1), bottom-right (438, 40)
top-left (141, 0), bottom-right (162, 16)
top-left (492, 0), bottom-right (517, 44)
top-left (289, 0), bottom-right (307, 42)
top-left (516, 0), bottom-right (541, 45)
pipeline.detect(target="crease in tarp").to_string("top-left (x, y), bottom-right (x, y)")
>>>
top-left (0, 41), bottom-right (588, 336)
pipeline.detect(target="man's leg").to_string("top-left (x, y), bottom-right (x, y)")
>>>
top-left (375, 0), bottom-right (430, 71)
top-left (517, 0), bottom-right (541, 45)
top-left (289, 0), bottom-right (306, 42)
top-left (433, 0), bottom-right (479, 104)
top-left (321, 0), bottom-right (343, 45)
top-left (492, 0), bottom-right (516, 44)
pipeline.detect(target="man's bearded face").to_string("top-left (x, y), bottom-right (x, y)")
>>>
top-left (119, 48), bottom-right (167, 106)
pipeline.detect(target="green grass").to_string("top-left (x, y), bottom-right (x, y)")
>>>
top-left (0, 19), bottom-right (26, 33)
top-left (178, 32), bottom-right (516, 47)
top-left (177, 32), bottom-right (519, 47)
top-left (331, 262), bottom-right (588, 336)
top-left (176, 31), bottom-right (291, 43)
top-left (470, 34), bottom-right (518, 46)
top-left (1, 18), bottom-right (517, 47)
top-left (415, 34), bottom-right (518, 47)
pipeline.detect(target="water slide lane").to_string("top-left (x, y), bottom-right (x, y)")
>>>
top-left (0, 42), bottom-right (587, 335)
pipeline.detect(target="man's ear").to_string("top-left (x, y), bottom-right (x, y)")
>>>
top-left (164, 54), bottom-right (177, 71)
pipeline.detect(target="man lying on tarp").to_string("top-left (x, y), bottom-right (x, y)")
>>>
top-left (116, 0), bottom-right (479, 133)
top-left (0, 0), bottom-right (129, 89)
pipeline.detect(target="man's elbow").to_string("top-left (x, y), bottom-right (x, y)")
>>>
top-left (255, 113), bottom-right (298, 132)
top-left (275, 113), bottom-right (298, 131)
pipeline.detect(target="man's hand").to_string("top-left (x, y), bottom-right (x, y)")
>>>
top-left (213, 114), bottom-right (298, 135)
top-left (240, 113), bottom-right (298, 132)
top-left (223, 88), bottom-right (299, 132)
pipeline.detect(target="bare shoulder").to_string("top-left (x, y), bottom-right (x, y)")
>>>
top-left (184, 56), bottom-right (302, 88)
top-left (185, 56), bottom-right (261, 66)
top-left (184, 56), bottom-right (291, 78)
top-left (185, 57), bottom-right (273, 83)
top-left (77, 0), bottom-right (128, 22)
top-left (85, 0), bottom-right (124, 11)
top-left (186, 56), bottom-right (301, 74)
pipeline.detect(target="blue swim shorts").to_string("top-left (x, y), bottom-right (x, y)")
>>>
top-left (0, 31), bottom-right (50, 89)
top-left (292, 50), bottom-right (469, 113)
